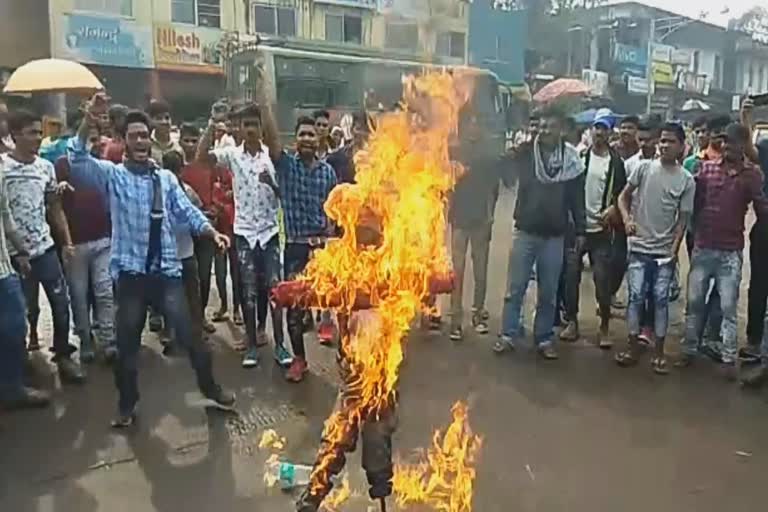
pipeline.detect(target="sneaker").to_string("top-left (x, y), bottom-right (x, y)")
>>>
top-left (242, 347), bottom-right (260, 368)
top-left (559, 321), bottom-right (579, 342)
top-left (0, 387), bottom-right (50, 410)
top-left (739, 346), bottom-right (761, 365)
top-left (255, 330), bottom-right (269, 348)
top-left (537, 344), bottom-right (559, 360)
top-left (597, 330), bottom-right (613, 350)
top-left (317, 322), bottom-right (335, 345)
top-left (274, 344), bottom-right (294, 368)
top-left (111, 408), bottom-right (137, 429)
top-left (203, 386), bottom-right (236, 410)
top-left (233, 311), bottom-right (244, 326)
top-left (449, 326), bottom-right (463, 341)
top-left (27, 331), bottom-right (40, 352)
top-left (203, 319), bottom-right (217, 334)
top-left (674, 353), bottom-right (696, 368)
top-left (286, 357), bottom-right (309, 383)
top-left (57, 358), bottom-right (86, 384)
top-left (493, 335), bottom-right (515, 354)
top-left (700, 344), bottom-right (724, 364)
top-left (471, 312), bottom-right (489, 335)
top-left (212, 309), bottom-right (229, 322)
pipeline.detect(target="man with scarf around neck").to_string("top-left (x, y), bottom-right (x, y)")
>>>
top-left (494, 107), bottom-right (586, 360)
top-left (67, 94), bottom-right (235, 427)
top-left (560, 114), bottom-right (626, 349)
top-left (616, 123), bottom-right (695, 375)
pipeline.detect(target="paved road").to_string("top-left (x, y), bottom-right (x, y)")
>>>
top-left (1, 188), bottom-right (767, 512)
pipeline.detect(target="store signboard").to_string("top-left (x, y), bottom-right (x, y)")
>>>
top-left (613, 43), bottom-right (647, 78)
top-left (627, 76), bottom-right (650, 95)
top-left (56, 13), bottom-right (154, 69)
top-left (154, 24), bottom-right (224, 73)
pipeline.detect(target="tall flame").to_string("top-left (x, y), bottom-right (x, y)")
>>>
top-left (392, 401), bottom-right (483, 512)
top-left (298, 70), bottom-right (478, 507)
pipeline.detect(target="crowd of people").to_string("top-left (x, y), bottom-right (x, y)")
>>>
top-left (459, 100), bottom-right (768, 383)
top-left (1, 83), bottom-right (768, 426)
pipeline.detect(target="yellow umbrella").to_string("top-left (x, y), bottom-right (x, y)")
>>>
top-left (3, 59), bottom-right (104, 94)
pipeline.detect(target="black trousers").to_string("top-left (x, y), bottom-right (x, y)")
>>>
top-left (747, 222), bottom-right (768, 346)
top-left (194, 237), bottom-right (216, 313)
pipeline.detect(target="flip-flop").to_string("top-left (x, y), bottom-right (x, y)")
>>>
top-left (651, 356), bottom-right (670, 375)
top-left (615, 350), bottom-right (639, 367)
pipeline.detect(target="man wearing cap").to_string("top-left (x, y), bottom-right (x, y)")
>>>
top-left (560, 115), bottom-right (627, 348)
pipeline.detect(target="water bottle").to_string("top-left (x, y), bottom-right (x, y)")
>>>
top-left (266, 459), bottom-right (314, 490)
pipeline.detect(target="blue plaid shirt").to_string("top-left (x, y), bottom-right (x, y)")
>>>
top-left (276, 152), bottom-right (337, 240)
top-left (67, 138), bottom-right (211, 278)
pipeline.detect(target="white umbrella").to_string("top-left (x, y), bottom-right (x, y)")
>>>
top-left (680, 99), bottom-right (711, 112)
top-left (3, 59), bottom-right (103, 94)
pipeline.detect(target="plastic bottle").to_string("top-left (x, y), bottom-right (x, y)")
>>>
top-left (266, 459), bottom-right (314, 490)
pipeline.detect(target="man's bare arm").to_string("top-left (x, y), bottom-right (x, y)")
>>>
top-left (671, 212), bottom-right (689, 257)
top-left (741, 98), bottom-right (760, 164)
top-left (255, 67), bottom-right (282, 163)
top-left (46, 193), bottom-right (73, 250)
top-left (617, 183), bottom-right (636, 225)
top-left (196, 120), bottom-right (217, 164)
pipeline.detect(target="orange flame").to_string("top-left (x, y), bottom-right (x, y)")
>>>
top-left (299, 70), bottom-right (476, 504)
top-left (393, 401), bottom-right (483, 512)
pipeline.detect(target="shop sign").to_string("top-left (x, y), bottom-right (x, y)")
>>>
top-left (652, 61), bottom-right (675, 86)
top-left (613, 43), bottom-right (647, 78)
top-left (581, 69), bottom-right (609, 97)
top-left (154, 24), bottom-right (225, 72)
top-left (651, 43), bottom-right (673, 63)
top-left (56, 13), bottom-right (154, 69)
top-left (671, 48), bottom-right (691, 65)
top-left (627, 76), bottom-right (650, 95)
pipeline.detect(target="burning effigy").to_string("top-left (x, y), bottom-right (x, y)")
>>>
top-left (271, 71), bottom-right (482, 511)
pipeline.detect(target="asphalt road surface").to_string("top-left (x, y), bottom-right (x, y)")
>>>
top-left (1, 187), bottom-right (767, 512)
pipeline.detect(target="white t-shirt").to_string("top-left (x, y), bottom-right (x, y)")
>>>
top-left (585, 151), bottom-right (610, 233)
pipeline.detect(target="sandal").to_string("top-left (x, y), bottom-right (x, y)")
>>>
top-left (651, 356), bottom-right (669, 375)
top-left (615, 350), bottom-right (639, 367)
top-left (233, 340), bottom-right (248, 353)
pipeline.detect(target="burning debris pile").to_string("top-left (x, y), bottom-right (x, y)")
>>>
top-left (270, 71), bottom-right (483, 511)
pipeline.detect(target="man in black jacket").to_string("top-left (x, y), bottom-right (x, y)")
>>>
top-left (495, 107), bottom-right (586, 360)
top-left (560, 115), bottom-right (627, 348)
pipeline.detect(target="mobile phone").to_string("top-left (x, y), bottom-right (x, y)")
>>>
top-left (750, 93), bottom-right (768, 107)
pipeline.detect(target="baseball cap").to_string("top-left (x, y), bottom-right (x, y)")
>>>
top-left (593, 116), bottom-right (613, 129)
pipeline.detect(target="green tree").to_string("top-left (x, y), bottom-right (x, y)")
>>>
top-left (731, 6), bottom-right (768, 42)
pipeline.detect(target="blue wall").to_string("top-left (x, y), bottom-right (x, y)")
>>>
top-left (468, 3), bottom-right (527, 85)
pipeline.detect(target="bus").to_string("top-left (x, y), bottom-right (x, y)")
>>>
top-left (226, 42), bottom-right (515, 147)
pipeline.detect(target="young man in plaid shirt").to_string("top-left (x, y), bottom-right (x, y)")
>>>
top-left (262, 104), bottom-right (337, 383)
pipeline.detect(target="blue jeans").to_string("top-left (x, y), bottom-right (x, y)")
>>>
top-left (626, 252), bottom-right (675, 340)
top-left (114, 272), bottom-right (217, 415)
top-left (13, 248), bottom-right (74, 358)
top-left (65, 237), bottom-right (115, 355)
top-left (501, 231), bottom-right (564, 345)
top-left (682, 249), bottom-right (742, 363)
top-left (236, 235), bottom-right (284, 349)
top-left (0, 274), bottom-right (28, 399)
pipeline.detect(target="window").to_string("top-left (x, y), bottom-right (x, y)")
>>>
top-left (172, 0), bottom-right (220, 28)
top-left (75, 0), bottom-right (132, 16)
top-left (325, 14), bottom-right (362, 44)
top-left (436, 31), bottom-right (465, 59)
top-left (386, 23), bottom-right (418, 50)
top-left (253, 5), bottom-right (296, 36)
